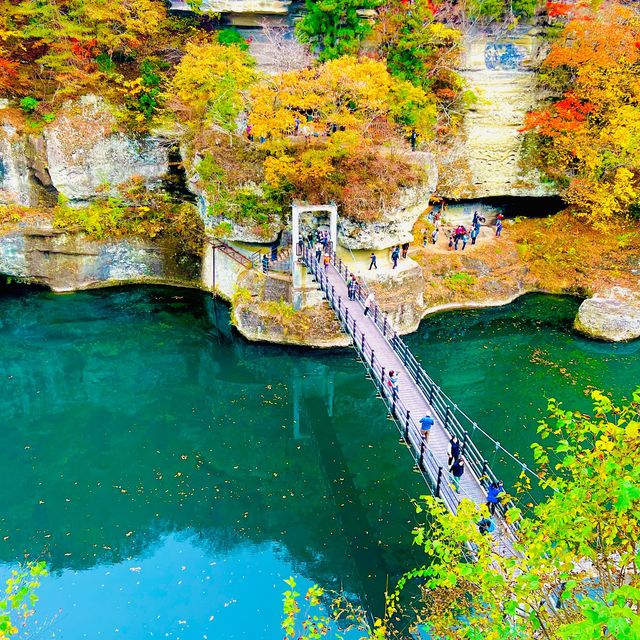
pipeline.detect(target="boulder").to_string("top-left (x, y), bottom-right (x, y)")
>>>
top-left (43, 95), bottom-right (169, 202)
top-left (574, 287), bottom-right (640, 342)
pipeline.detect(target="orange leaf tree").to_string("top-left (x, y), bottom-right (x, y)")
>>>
top-left (522, 2), bottom-right (640, 228)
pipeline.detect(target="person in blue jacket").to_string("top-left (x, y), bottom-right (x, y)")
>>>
top-left (419, 415), bottom-right (434, 443)
top-left (486, 480), bottom-right (504, 515)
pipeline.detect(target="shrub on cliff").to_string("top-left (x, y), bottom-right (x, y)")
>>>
top-left (52, 178), bottom-right (203, 255)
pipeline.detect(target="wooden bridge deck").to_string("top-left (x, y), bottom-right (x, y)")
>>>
top-left (306, 251), bottom-right (517, 558)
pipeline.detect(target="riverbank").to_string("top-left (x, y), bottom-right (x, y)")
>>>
top-left (0, 210), bottom-right (638, 345)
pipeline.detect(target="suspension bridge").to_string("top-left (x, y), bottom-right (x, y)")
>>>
top-left (300, 245), bottom-right (540, 558)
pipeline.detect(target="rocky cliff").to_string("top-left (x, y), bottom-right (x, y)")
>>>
top-left (0, 226), bottom-right (200, 291)
top-left (438, 27), bottom-right (557, 200)
top-left (0, 96), bottom-right (171, 207)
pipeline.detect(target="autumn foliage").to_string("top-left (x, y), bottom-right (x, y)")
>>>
top-left (522, 2), bottom-right (640, 227)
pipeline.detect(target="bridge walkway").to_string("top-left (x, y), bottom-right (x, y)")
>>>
top-left (302, 247), bottom-right (517, 558)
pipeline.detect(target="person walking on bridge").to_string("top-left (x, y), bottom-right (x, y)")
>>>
top-left (363, 292), bottom-right (375, 316)
top-left (448, 435), bottom-right (461, 466)
top-left (420, 415), bottom-right (434, 443)
top-left (449, 455), bottom-right (465, 492)
top-left (315, 241), bottom-right (323, 263)
top-left (486, 480), bottom-right (504, 515)
top-left (347, 275), bottom-right (358, 301)
top-left (388, 370), bottom-right (399, 395)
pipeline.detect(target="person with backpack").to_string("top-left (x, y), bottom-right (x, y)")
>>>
top-left (431, 228), bottom-right (439, 244)
top-left (486, 480), bottom-right (504, 515)
top-left (388, 370), bottom-right (399, 394)
top-left (391, 246), bottom-right (400, 269)
top-left (449, 455), bottom-right (465, 492)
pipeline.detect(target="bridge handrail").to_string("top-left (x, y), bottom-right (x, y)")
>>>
top-left (303, 247), bottom-right (521, 539)
top-left (331, 251), bottom-right (540, 481)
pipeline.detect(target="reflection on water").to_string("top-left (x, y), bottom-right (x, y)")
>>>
top-left (0, 285), bottom-right (425, 638)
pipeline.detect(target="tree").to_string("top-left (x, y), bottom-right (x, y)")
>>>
top-left (170, 39), bottom-right (256, 128)
top-left (522, 2), bottom-right (640, 228)
top-left (295, 0), bottom-right (381, 61)
top-left (0, 561), bottom-right (48, 639)
top-left (374, 0), bottom-right (465, 135)
top-left (383, 387), bottom-right (640, 639)
top-left (248, 56), bottom-right (435, 142)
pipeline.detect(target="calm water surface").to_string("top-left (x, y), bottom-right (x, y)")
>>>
top-left (0, 286), bottom-right (637, 638)
top-left (405, 294), bottom-right (640, 487)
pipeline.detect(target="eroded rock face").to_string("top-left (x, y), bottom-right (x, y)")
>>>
top-left (169, 0), bottom-right (291, 14)
top-left (574, 287), bottom-right (640, 342)
top-left (44, 95), bottom-right (169, 202)
top-left (438, 27), bottom-right (557, 199)
top-left (0, 122), bottom-right (38, 206)
top-left (339, 151), bottom-right (438, 250)
top-left (357, 258), bottom-right (426, 333)
top-left (0, 226), bottom-right (200, 291)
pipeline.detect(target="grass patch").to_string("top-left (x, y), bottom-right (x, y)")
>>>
top-left (444, 272), bottom-right (476, 292)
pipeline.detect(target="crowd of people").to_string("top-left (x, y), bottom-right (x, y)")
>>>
top-left (422, 208), bottom-right (507, 252)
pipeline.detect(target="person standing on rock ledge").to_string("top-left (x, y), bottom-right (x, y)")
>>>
top-left (391, 246), bottom-right (400, 269)
top-left (368, 252), bottom-right (378, 270)
top-left (401, 242), bottom-right (410, 259)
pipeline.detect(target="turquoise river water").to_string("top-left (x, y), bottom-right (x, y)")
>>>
top-left (0, 285), bottom-right (638, 639)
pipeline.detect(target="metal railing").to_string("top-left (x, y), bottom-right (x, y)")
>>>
top-left (302, 246), bottom-right (524, 539)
